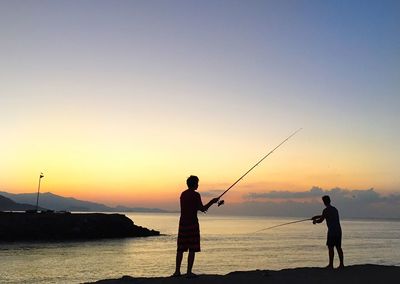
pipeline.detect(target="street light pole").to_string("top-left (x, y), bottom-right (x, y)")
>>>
top-left (35, 172), bottom-right (44, 212)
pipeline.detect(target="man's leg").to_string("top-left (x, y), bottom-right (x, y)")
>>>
top-left (173, 251), bottom-right (183, 276)
top-left (327, 246), bottom-right (334, 268)
top-left (187, 251), bottom-right (196, 275)
top-left (336, 246), bottom-right (344, 268)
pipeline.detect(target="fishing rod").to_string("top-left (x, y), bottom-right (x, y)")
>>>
top-left (251, 218), bottom-right (311, 234)
top-left (216, 128), bottom-right (302, 207)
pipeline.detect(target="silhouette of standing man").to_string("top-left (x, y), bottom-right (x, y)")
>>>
top-left (173, 175), bottom-right (219, 278)
top-left (312, 195), bottom-right (344, 269)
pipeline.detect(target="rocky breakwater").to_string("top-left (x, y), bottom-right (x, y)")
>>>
top-left (0, 212), bottom-right (160, 241)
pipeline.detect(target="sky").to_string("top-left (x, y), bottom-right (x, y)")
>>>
top-left (0, 0), bottom-right (399, 213)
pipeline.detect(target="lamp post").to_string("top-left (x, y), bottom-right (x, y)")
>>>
top-left (35, 172), bottom-right (44, 212)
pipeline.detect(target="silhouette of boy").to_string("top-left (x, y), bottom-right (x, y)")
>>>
top-left (172, 175), bottom-right (219, 278)
top-left (312, 195), bottom-right (344, 269)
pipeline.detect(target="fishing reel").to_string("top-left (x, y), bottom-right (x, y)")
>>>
top-left (217, 200), bottom-right (225, 207)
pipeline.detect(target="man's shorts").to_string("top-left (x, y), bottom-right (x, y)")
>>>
top-left (177, 222), bottom-right (200, 252)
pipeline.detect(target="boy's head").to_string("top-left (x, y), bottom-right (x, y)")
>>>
top-left (186, 175), bottom-right (199, 190)
top-left (322, 195), bottom-right (331, 206)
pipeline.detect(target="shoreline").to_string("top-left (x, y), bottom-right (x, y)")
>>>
top-left (86, 264), bottom-right (400, 283)
top-left (0, 212), bottom-right (159, 240)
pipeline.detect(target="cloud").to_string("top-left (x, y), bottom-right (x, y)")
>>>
top-left (200, 189), bottom-right (225, 197)
top-left (244, 187), bottom-right (383, 203)
top-left (245, 186), bottom-right (324, 199)
top-left (210, 187), bottom-right (400, 218)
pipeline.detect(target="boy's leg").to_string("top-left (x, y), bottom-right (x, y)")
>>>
top-left (336, 246), bottom-right (344, 268)
top-left (173, 251), bottom-right (183, 276)
top-left (327, 246), bottom-right (334, 268)
top-left (187, 251), bottom-right (196, 275)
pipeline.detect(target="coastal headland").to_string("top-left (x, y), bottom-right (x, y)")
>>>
top-left (0, 212), bottom-right (159, 240)
top-left (87, 264), bottom-right (400, 284)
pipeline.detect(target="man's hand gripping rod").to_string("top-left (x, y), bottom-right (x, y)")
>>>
top-left (216, 128), bottom-right (302, 207)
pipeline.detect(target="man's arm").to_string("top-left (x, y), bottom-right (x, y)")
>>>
top-left (199, 198), bottom-right (219, 212)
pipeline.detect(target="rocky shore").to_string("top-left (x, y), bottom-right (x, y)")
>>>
top-left (86, 264), bottom-right (400, 284)
top-left (0, 212), bottom-right (159, 240)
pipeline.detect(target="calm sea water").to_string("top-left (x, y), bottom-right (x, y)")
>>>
top-left (1, 213), bottom-right (399, 283)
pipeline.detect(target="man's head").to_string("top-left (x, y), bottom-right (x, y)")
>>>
top-left (186, 175), bottom-right (199, 190)
top-left (322, 195), bottom-right (331, 206)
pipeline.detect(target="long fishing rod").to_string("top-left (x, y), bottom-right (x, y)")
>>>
top-left (250, 218), bottom-right (312, 234)
top-left (216, 128), bottom-right (302, 207)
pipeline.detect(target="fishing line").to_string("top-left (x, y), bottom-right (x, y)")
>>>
top-left (250, 218), bottom-right (311, 234)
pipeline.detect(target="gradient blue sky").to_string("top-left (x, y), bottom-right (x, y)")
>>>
top-left (0, 0), bottom-right (399, 208)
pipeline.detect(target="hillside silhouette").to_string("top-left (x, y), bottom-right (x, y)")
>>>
top-left (0, 191), bottom-right (169, 213)
top-left (0, 195), bottom-right (47, 211)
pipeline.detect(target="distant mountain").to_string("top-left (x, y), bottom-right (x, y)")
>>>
top-left (0, 191), bottom-right (110, 212)
top-left (0, 191), bottom-right (169, 213)
top-left (0, 195), bottom-right (47, 211)
top-left (114, 205), bottom-right (168, 213)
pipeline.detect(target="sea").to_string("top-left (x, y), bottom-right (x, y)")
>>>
top-left (1, 213), bottom-right (399, 284)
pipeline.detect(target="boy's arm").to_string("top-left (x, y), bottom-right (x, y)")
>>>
top-left (312, 214), bottom-right (325, 224)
